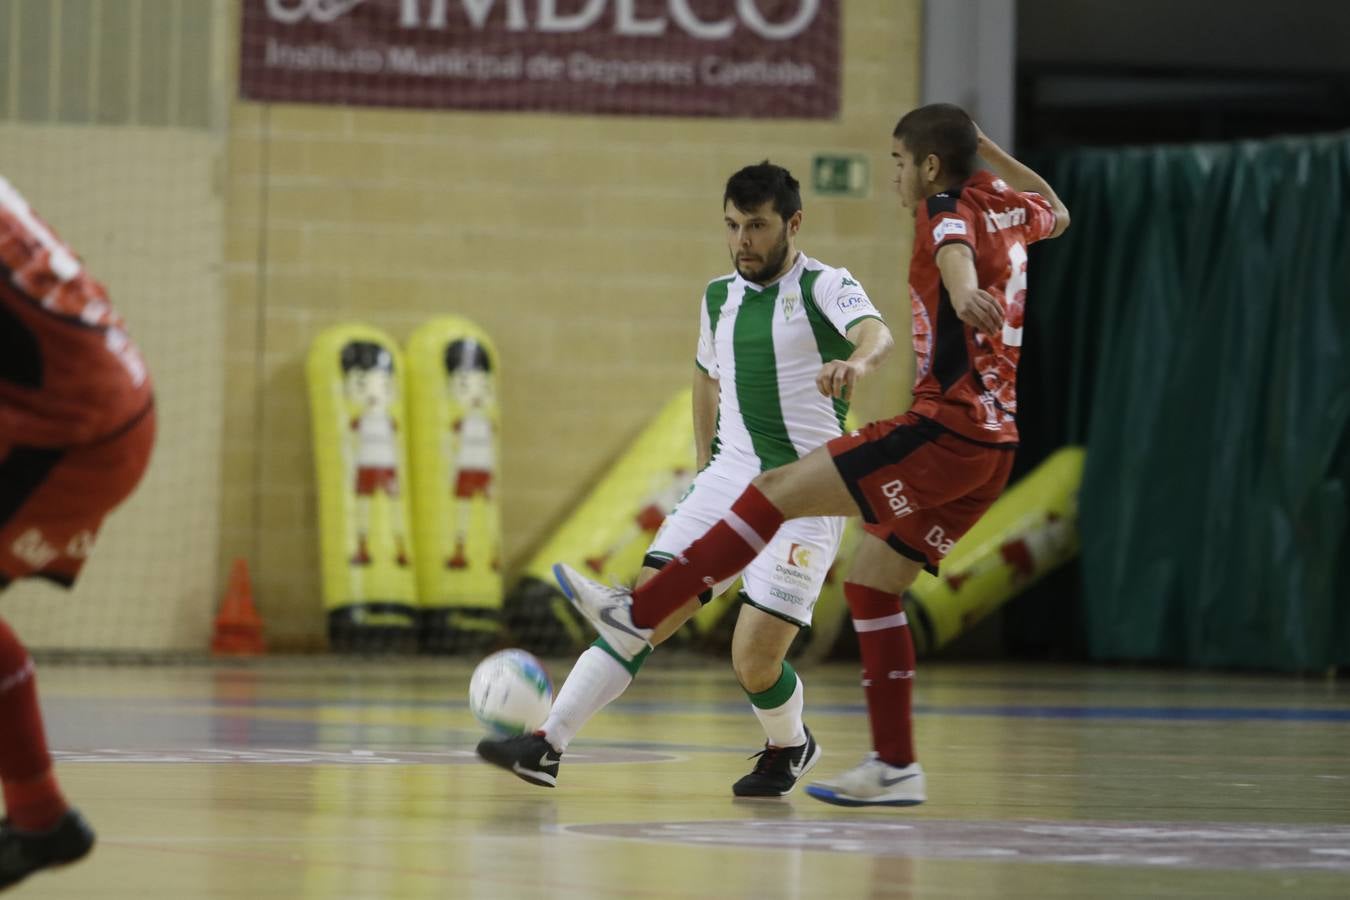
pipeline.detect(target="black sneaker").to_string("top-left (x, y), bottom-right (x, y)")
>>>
top-left (0, 808), bottom-right (96, 889)
top-left (476, 733), bottom-right (562, 788)
top-left (732, 727), bottom-right (822, 797)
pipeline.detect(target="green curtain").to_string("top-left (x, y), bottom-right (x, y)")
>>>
top-left (1018, 133), bottom-right (1350, 670)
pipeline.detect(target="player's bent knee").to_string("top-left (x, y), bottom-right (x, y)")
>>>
top-left (640, 554), bottom-right (712, 604)
top-left (732, 656), bottom-right (783, 694)
top-left (731, 640), bottom-right (789, 693)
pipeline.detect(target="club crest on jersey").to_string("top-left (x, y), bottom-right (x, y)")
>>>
top-left (780, 293), bottom-right (798, 320)
top-left (931, 218), bottom-right (968, 244)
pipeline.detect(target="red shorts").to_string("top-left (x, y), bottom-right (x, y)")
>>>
top-left (827, 412), bottom-right (1014, 573)
top-left (0, 404), bottom-right (156, 587)
top-left (454, 469), bottom-right (492, 499)
top-left (355, 467), bottom-right (399, 497)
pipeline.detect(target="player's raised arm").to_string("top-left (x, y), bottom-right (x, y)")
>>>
top-left (974, 127), bottom-right (1071, 239)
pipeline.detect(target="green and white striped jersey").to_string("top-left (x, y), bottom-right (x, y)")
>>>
top-left (696, 252), bottom-right (884, 471)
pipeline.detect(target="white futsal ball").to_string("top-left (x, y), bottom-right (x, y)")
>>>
top-left (468, 649), bottom-right (553, 737)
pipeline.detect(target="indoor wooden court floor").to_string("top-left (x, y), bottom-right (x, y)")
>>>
top-left (16, 657), bottom-right (1350, 899)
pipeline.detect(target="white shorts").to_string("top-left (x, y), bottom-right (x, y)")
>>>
top-left (646, 457), bottom-right (845, 627)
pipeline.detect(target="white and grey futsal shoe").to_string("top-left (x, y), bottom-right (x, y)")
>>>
top-left (805, 755), bottom-right (926, 807)
top-left (552, 563), bottom-right (652, 661)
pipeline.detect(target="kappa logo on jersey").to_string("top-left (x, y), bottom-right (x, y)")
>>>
top-left (925, 526), bottom-right (955, 556)
top-left (840, 276), bottom-right (859, 287)
top-left (880, 479), bottom-right (915, 518)
top-left (11, 529), bottom-right (59, 569)
top-left (931, 218), bottom-right (968, 244)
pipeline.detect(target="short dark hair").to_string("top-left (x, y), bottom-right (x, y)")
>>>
top-left (444, 339), bottom-right (492, 373)
top-left (341, 341), bottom-right (393, 373)
top-left (893, 103), bottom-right (978, 183)
top-left (723, 161), bottom-right (801, 221)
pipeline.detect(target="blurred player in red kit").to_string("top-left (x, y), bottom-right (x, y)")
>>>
top-left (553, 104), bottom-right (1070, 806)
top-left (0, 175), bottom-right (155, 887)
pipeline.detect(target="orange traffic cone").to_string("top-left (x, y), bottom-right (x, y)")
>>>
top-left (211, 557), bottom-right (266, 655)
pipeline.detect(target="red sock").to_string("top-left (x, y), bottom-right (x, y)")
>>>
top-left (630, 485), bottom-right (784, 629)
top-left (844, 583), bottom-right (917, 767)
top-left (0, 618), bottom-right (67, 831)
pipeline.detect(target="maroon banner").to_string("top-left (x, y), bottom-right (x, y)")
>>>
top-left (240, 0), bottom-right (839, 118)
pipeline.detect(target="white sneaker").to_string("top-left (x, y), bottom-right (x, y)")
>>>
top-left (804, 754), bottom-right (926, 807)
top-left (552, 563), bottom-right (652, 661)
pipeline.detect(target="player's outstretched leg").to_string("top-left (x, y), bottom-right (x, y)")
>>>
top-left (553, 483), bottom-right (788, 659)
top-left (552, 564), bottom-right (652, 661)
top-left (476, 637), bottom-right (652, 789)
top-left (0, 618), bottom-right (96, 888)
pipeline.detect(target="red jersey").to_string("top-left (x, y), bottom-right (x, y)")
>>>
top-left (907, 170), bottom-right (1057, 445)
top-left (0, 176), bottom-right (151, 449)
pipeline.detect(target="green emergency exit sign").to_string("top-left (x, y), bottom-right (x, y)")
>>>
top-left (812, 154), bottom-right (869, 197)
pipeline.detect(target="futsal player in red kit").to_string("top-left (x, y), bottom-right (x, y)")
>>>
top-left (553, 104), bottom-right (1069, 805)
top-left (0, 175), bottom-right (155, 886)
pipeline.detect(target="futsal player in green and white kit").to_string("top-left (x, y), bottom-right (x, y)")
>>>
top-left (478, 162), bottom-right (894, 796)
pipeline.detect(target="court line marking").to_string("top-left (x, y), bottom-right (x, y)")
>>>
top-left (50, 747), bottom-right (690, 765)
top-left (554, 819), bottom-right (1350, 871)
top-left (132, 696), bottom-right (1350, 723)
top-left (99, 839), bottom-right (708, 899)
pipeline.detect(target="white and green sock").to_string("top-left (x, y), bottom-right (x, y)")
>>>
top-left (540, 638), bottom-right (651, 751)
top-left (746, 661), bottom-right (806, 748)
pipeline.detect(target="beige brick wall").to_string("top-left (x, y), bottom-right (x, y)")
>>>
top-left (224, 1), bottom-right (923, 649)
